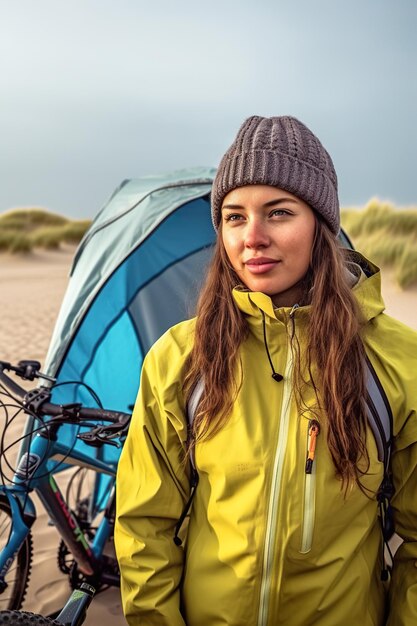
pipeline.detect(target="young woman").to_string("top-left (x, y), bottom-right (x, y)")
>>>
top-left (115, 116), bottom-right (417, 626)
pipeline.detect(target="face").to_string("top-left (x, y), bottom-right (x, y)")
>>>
top-left (221, 185), bottom-right (316, 307)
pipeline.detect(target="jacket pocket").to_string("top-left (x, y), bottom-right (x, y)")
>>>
top-left (300, 469), bottom-right (316, 553)
top-left (300, 420), bottom-right (319, 553)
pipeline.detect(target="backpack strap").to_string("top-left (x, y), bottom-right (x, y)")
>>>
top-left (365, 356), bottom-right (395, 580)
top-left (186, 364), bottom-right (393, 470)
top-left (365, 356), bottom-right (393, 474)
top-left (186, 364), bottom-right (393, 466)
top-left (172, 380), bottom-right (204, 546)
top-left (176, 363), bottom-right (395, 554)
top-left (186, 378), bottom-right (204, 469)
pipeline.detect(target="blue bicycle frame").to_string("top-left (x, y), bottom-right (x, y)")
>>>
top-left (0, 424), bottom-right (118, 585)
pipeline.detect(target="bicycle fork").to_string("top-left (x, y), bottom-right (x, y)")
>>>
top-left (0, 488), bottom-right (36, 591)
top-left (0, 473), bottom-right (97, 583)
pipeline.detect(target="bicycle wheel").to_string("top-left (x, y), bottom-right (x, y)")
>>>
top-left (0, 497), bottom-right (33, 610)
top-left (0, 611), bottom-right (60, 625)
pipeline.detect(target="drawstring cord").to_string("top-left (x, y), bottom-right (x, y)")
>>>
top-left (261, 305), bottom-right (299, 382)
top-left (261, 310), bottom-right (283, 382)
top-left (289, 303), bottom-right (299, 338)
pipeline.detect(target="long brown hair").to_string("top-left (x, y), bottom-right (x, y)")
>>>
top-left (183, 217), bottom-right (369, 489)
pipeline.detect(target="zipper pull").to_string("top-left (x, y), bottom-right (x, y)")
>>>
top-left (289, 303), bottom-right (299, 339)
top-left (305, 420), bottom-right (320, 474)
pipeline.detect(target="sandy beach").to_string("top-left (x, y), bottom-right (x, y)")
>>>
top-left (0, 247), bottom-right (124, 624)
top-left (0, 246), bottom-right (416, 623)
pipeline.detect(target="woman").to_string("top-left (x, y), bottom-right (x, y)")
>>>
top-left (115, 116), bottom-right (417, 626)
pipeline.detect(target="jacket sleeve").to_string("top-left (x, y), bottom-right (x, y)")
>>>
top-left (115, 344), bottom-right (190, 626)
top-left (387, 406), bottom-right (417, 626)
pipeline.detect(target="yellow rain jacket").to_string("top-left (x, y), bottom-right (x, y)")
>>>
top-left (115, 255), bottom-right (417, 626)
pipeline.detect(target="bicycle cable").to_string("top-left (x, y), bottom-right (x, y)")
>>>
top-left (0, 368), bottom-right (125, 518)
top-left (0, 382), bottom-right (104, 487)
top-left (50, 381), bottom-right (104, 409)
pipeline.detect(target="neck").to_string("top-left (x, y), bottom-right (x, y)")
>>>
top-left (271, 278), bottom-right (310, 309)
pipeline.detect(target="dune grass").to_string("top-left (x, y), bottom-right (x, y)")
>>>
top-left (341, 199), bottom-right (417, 288)
top-left (1, 203), bottom-right (417, 288)
top-left (0, 208), bottom-right (91, 254)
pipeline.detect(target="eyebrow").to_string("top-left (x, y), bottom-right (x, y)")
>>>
top-left (221, 197), bottom-right (299, 211)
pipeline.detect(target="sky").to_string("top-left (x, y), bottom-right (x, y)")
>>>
top-left (0, 0), bottom-right (416, 218)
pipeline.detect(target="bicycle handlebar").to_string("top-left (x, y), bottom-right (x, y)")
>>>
top-left (0, 361), bottom-right (131, 443)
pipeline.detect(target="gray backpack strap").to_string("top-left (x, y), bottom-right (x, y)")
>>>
top-left (365, 357), bottom-right (393, 473)
top-left (186, 378), bottom-right (204, 470)
top-left (187, 378), bottom-right (204, 429)
top-left (188, 367), bottom-right (393, 469)
top-left (173, 379), bottom-right (204, 546)
top-left (365, 357), bottom-right (395, 580)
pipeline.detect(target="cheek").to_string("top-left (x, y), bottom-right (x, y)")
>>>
top-left (286, 227), bottom-right (315, 268)
top-left (222, 232), bottom-right (241, 269)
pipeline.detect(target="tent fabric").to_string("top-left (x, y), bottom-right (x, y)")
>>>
top-left (33, 167), bottom-right (217, 485)
top-left (44, 167), bottom-right (216, 377)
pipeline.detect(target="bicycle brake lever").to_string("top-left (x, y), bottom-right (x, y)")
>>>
top-left (77, 427), bottom-right (122, 448)
top-left (15, 360), bottom-right (42, 380)
top-left (97, 435), bottom-right (120, 448)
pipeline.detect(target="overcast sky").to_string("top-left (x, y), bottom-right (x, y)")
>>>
top-left (1, 0), bottom-right (416, 218)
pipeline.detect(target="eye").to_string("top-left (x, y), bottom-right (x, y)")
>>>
top-left (223, 213), bottom-right (245, 222)
top-left (270, 208), bottom-right (291, 217)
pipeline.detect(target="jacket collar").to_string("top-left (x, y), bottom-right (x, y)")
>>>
top-left (346, 251), bottom-right (385, 322)
top-left (232, 251), bottom-right (385, 327)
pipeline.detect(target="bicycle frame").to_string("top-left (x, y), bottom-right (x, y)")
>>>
top-left (0, 420), bottom-right (118, 586)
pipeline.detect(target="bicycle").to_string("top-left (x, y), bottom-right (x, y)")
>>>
top-left (0, 359), bottom-right (131, 623)
top-left (0, 582), bottom-right (95, 626)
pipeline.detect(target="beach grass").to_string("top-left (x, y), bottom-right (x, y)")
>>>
top-left (341, 199), bottom-right (417, 288)
top-left (1, 203), bottom-right (417, 288)
top-left (0, 209), bottom-right (91, 253)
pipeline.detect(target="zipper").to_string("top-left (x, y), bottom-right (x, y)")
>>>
top-left (300, 420), bottom-right (320, 553)
top-left (305, 420), bottom-right (319, 475)
top-left (257, 307), bottom-right (297, 626)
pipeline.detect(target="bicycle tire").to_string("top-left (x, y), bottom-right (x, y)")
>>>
top-left (0, 611), bottom-right (60, 625)
top-left (0, 497), bottom-right (33, 610)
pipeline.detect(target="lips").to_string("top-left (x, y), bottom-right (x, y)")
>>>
top-left (244, 257), bottom-right (280, 274)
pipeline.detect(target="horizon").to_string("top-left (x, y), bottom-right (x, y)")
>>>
top-left (2, 196), bottom-right (417, 223)
top-left (1, 0), bottom-right (416, 218)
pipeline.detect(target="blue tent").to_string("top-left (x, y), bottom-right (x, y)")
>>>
top-left (32, 167), bottom-right (216, 487)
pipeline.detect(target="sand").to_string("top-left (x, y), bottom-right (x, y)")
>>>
top-left (0, 247), bottom-right (124, 624)
top-left (0, 247), bottom-right (416, 622)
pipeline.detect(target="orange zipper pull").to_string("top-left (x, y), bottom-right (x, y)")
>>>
top-left (305, 420), bottom-right (320, 474)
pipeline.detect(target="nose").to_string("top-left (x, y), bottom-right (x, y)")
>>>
top-left (244, 217), bottom-right (270, 249)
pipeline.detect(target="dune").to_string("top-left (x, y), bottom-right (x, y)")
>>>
top-left (0, 247), bottom-right (416, 623)
top-left (379, 268), bottom-right (417, 330)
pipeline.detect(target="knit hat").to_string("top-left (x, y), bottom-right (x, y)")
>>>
top-left (211, 115), bottom-right (340, 235)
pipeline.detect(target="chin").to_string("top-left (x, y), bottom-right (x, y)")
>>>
top-left (251, 283), bottom-right (289, 297)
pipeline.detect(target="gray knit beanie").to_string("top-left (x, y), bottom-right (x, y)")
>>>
top-left (211, 115), bottom-right (340, 235)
